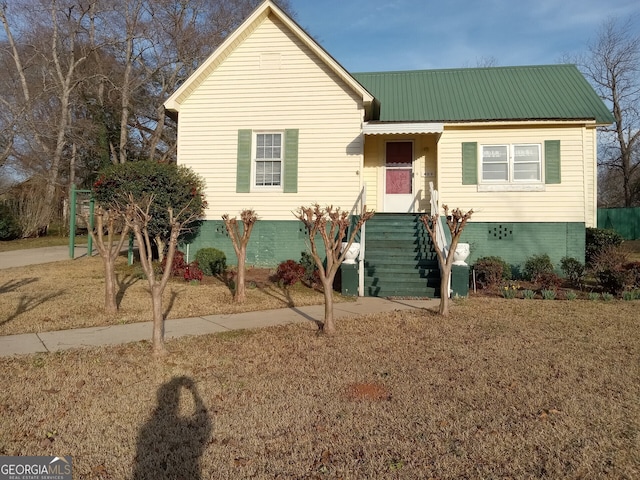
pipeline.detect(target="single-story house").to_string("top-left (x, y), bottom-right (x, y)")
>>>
top-left (164, 0), bottom-right (614, 297)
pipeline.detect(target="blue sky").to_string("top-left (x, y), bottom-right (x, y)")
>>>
top-left (291, 0), bottom-right (640, 72)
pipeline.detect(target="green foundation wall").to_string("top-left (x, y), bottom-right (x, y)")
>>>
top-left (181, 220), bottom-right (310, 267)
top-left (460, 222), bottom-right (585, 277)
top-left (183, 220), bottom-right (586, 280)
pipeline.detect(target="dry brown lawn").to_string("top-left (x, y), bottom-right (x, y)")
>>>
top-left (1, 298), bottom-right (639, 479)
top-left (0, 256), bottom-right (331, 336)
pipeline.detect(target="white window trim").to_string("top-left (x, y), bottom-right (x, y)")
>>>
top-left (252, 131), bottom-right (284, 191)
top-left (479, 143), bottom-right (544, 192)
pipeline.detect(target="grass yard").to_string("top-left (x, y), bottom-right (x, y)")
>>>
top-left (0, 299), bottom-right (638, 478)
top-left (0, 256), bottom-right (330, 336)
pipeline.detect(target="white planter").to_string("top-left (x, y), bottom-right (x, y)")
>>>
top-left (341, 242), bottom-right (360, 264)
top-left (453, 243), bottom-right (470, 265)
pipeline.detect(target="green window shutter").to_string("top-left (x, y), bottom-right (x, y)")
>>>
top-left (283, 129), bottom-right (299, 193)
top-left (236, 129), bottom-right (252, 193)
top-left (545, 140), bottom-right (561, 184)
top-left (462, 142), bottom-right (478, 185)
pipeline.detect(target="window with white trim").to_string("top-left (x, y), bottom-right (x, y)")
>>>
top-left (481, 144), bottom-right (541, 183)
top-left (254, 132), bottom-right (282, 187)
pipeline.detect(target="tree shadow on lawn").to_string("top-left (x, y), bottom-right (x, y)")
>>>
top-left (0, 277), bottom-right (38, 294)
top-left (116, 273), bottom-right (141, 309)
top-left (1, 290), bottom-right (65, 326)
top-left (132, 376), bottom-right (212, 480)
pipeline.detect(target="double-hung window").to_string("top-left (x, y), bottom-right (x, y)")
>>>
top-left (481, 144), bottom-right (541, 183)
top-left (254, 132), bottom-right (283, 187)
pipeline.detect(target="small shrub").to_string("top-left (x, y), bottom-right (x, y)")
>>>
top-left (300, 251), bottom-right (320, 286)
top-left (161, 250), bottom-right (187, 277)
top-left (565, 291), bottom-right (578, 301)
top-left (560, 256), bottom-right (585, 288)
top-left (541, 289), bottom-right (556, 300)
top-left (183, 262), bottom-right (203, 282)
top-left (276, 259), bottom-right (305, 286)
top-left (474, 256), bottom-right (512, 288)
top-left (586, 228), bottom-right (623, 268)
top-left (591, 245), bottom-right (630, 295)
top-left (622, 290), bottom-right (639, 301)
top-left (588, 292), bottom-right (600, 301)
top-left (522, 289), bottom-right (536, 299)
top-left (602, 292), bottom-right (614, 301)
top-left (0, 204), bottom-right (21, 240)
top-left (523, 254), bottom-right (555, 282)
top-left (536, 272), bottom-right (562, 290)
top-left (195, 247), bottom-right (227, 276)
top-left (623, 261), bottom-right (640, 289)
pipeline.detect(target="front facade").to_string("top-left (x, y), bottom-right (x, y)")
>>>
top-left (165, 1), bottom-right (613, 296)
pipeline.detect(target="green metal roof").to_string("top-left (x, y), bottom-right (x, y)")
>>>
top-left (353, 64), bottom-right (614, 124)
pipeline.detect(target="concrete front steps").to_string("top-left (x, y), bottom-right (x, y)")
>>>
top-left (363, 213), bottom-right (440, 298)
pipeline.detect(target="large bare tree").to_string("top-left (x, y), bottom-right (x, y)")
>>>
top-left (1, 0), bottom-right (294, 236)
top-left (1, 0), bottom-right (100, 235)
top-left (581, 17), bottom-right (640, 207)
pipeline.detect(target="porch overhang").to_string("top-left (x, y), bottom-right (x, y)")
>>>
top-left (362, 122), bottom-right (444, 135)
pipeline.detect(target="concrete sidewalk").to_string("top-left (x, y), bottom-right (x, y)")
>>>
top-left (0, 245), bottom-right (92, 269)
top-left (0, 297), bottom-right (438, 357)
top-left (0, 247), bottom-right (439, 357)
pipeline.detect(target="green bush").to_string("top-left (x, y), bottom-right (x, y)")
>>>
top-left (523, 254), bottom-right (554, 282)
top-left (300, 251), bottom-right (320, 286)
top-left (586, 228), bottom-right (623, 268)
top-left (195, 247), bottom-right (226, 276)
top-left (560, 256), bottom-right (585, 287)
top-left (474, 256), bottom-right (512, 288)
top-left (0, 204), bottom-right (21, 240)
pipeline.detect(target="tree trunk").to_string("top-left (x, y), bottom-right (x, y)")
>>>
top-left (321, 277), bottom-right (335, 334)
top-left (104, 256), bottom-right (118, 313)
top-left (438, 264), bottom-right (451, 316)
top-left (235, 249), bottom-right (246, 303)
top-left (150, 283), bottom-right (167, 356)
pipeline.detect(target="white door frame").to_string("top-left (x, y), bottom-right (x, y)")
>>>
top-left (383, 140), bottom-right (415, 213)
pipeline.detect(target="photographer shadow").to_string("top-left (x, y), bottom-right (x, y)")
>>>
top-left (132, 376), bottom-right (212, 480)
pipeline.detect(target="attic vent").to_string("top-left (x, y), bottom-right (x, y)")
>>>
top-left (488, 224), bottom-right (514, 241)
top-left (260, 52), bottom-right (281, 69)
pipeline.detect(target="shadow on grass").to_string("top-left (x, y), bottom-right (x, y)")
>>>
top-left (1, 290), bottom-right (65, 326)
top-left (132, 376), bottom-right (212, 480)
top-left (0, 278), bottom-right (39, 294)
top-left (116, 273), bottom-right (140, 308)
top-left (163, 289), bottom-right (179, 319)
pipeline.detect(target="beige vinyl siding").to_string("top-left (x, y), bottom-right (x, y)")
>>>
top-left (176, 13), bottom-right (365, 220)
top-left (584, 127), bottom-right (598, 227)
top-left (437, 124), bottom-right (596, 223)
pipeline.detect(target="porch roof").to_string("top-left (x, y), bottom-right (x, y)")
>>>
top-left (353, 65), bottom-right (614, 125)
top-left (362, 122), bottom-right (443, 135)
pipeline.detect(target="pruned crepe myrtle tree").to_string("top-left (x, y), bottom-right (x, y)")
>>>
top-left (222, 209), bottom-right (258, 304)
top-left (295, 204), bottom-right (374, 334)
top-left (82, 206), bottom-right (130, 313)
top-left (420, 205), bottom-right (473, 316)
top-left (93, 161), bottom-right (206, 355)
